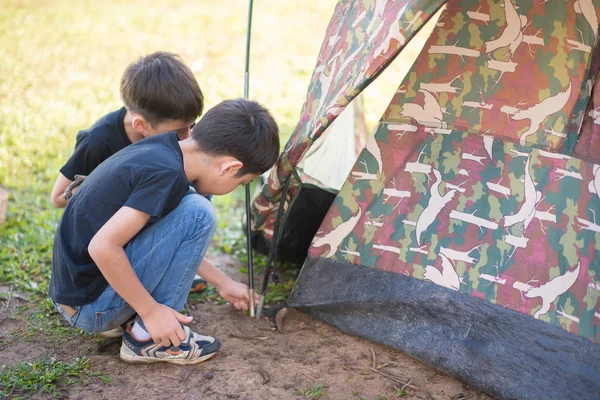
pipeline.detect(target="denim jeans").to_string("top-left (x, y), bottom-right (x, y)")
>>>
top-left (54, 191), bottom-right (216, 333)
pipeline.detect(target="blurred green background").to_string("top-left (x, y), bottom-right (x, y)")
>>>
top-left (0, 0), bottom-right (432, 294)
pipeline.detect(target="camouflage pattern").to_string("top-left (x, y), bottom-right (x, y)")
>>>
top-left (309, 0), bottom-right (600, 342)
top-left (574, 67), bottom-right (600, 163)
top-left (251, 0), bottom-right (446, 239)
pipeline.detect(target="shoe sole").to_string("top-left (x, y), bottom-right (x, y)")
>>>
top-left (189, 282), bottom-right (207, 293)
top-left (119, 345), bottom-right (218, 365)
top-left (98, 329), bottom-right (124, 339)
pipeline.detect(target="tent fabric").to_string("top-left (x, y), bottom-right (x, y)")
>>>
top-left (308, 127), bottom-right (600, 343)
top-left (284, 0), bottom-right (600, 398)
top-left (296, 97), bottom-right (367, 191)
top-left (301, 0), bottom-right (600, 343)
top-left (384, 0), bottom-right (599, 153)
top-left (251, 0), bottom-right (447, 240)
top-left (574, 65), bottom-right (600, 164)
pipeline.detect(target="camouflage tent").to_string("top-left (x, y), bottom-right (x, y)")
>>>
top-left (251, 0), bottom-right (600, 398)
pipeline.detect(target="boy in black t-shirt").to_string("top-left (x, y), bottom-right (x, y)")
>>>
top-left (50, 51), bottom-right (203, 209)
top-left (51, 51), bottom-right (208, 301)
top-left (50, 98), bottom-right (280, 364)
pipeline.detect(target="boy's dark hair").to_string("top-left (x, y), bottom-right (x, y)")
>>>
top-left (192, 99), bottom-right (280, 176)
top-left (120, 51), bottom-right (203, 126)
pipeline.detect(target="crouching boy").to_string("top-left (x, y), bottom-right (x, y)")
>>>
top-left (49, 99), bottom-right (280, 364)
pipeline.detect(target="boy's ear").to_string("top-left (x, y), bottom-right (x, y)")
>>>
top-left (131, 114), bottom-right (150, 134)
top-left (219, 158), bottom-right (243, 176)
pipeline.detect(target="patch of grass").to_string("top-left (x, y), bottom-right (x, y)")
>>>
top-left (10, 306), bottom-right (84, 345)
top-left (187, 284), bottom-right (226, 305)
top-left (23, 312), bottom-right (81, 341)
top-left (264, 279), bottom-right (296, 304)
top-left (0, 192), bottom-right (61, 294)
top-left (0, 356), bottom-right (111, 399)
top-left (296, 383), bottom-right (326, 398)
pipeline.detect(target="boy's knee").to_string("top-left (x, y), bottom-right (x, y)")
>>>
top-left (180, 194), bottom-right (216, 236)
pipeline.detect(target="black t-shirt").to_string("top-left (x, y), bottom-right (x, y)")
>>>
top-left (60, 107), bottom-right (131, 181)
top-left (50, 132), bottom-right (189, 306)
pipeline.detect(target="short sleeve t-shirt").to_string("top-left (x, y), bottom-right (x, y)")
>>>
top-left (60, 107), bottom-right (131, 181)
top-left (50, 132), bottom-right (189, 306)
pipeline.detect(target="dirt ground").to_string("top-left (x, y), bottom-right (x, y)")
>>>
top-left (0, 255), bottom-right (495, 400)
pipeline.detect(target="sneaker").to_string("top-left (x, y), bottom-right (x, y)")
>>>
top-left (98, 326), bottom-right (125, 338)
top-left (190, 274), bottom-right (207, 293)
top-left (120, 324), bottom-right (220, 365)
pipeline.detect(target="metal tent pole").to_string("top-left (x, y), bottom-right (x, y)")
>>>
top-left (243, 0), bottom-right (256, 318)
top-left (255, 177), bottom-right (289, 319)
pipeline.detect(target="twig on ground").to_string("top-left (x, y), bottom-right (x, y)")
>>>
top-left (11, 293), bottom-right (27, 302)
top-left (370, 368), bottom-right (418, 391)
top-left (399, 379), bottom-right (413, 393)
top-left (160, 373), bottom-right (184, 382)
top-left (256, 365), bottom-right (270, 384)
top-left (4, 285), bottom-right (13, 313)
top-left (229, 333), bottom-right (269, 341)
top-left (211, 390), bottom-right (251, 398)
top-left (369, 347), bottom-right (377, 369)
top-left (119, 364), bottom-right (131, 375)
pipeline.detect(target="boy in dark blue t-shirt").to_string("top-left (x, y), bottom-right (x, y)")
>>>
top-left (50, 98), bottom-right (280, 364)
top-left (51, 51), bottom-right (208, 302)
top-left (50, 51), bottom-right (203, 209)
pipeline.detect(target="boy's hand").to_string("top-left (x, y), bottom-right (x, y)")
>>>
top-left (64, 174), bottom-right (87, 200)
top-left (218, 280), bottom-right (260, 311)
top-left (141, 303), bottom-right (192, 347)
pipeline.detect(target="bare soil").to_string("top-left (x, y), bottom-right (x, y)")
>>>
top-left (0, 255), bottom-right (495, 400)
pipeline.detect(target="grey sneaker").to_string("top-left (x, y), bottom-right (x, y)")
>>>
top-left (119, 325), bottom-right (220, 365)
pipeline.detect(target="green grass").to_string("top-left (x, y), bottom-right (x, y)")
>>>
top-left (0, 196), bottom-right (60, 294)
top-left (0, 356), bottom-right (111, 399)
top-left (296, 383), bottom-right (327, 398)
top-left (11, 307), bottom-right (85, 345)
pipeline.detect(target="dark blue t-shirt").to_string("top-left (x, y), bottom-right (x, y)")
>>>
top-left (50, 132), bottom-right (189, 306)
top-left (60, 107), bottom-right (131, 181)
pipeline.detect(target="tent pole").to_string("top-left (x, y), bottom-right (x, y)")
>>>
top-left (244, 0), bottom-right (255, 318)
top-left (256, 177), bottom-right (290, 319)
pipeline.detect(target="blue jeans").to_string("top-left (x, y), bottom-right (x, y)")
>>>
top-left (54, 191), bottom-right (216, 333)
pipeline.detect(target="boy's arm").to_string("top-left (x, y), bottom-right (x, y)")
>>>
top-left (197, 258), bottom-right (258, 310)
top-left (54, 132), bottom-right (110, 208)
top-left (50, 173), bottom-right (73, 208)
top-left (88, 206), bottom-right (191, 347)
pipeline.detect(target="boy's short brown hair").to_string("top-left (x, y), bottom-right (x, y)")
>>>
top-left (192, 99), bottom-right (280, 176)
top-left (120, 51), bottom-right (203, 126)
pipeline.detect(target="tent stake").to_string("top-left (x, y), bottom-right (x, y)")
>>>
top-left (243, 0), bottom-right (255, 318)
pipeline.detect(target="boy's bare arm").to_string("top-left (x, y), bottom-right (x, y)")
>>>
top-left (197, 258), bottom-right (258, 310)
top-left (197, 258), bottom-right (232, 290)
top-left (88, 206), bottom-right (191, 347)
top-left (50, 173), bottom-right (73, 208)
